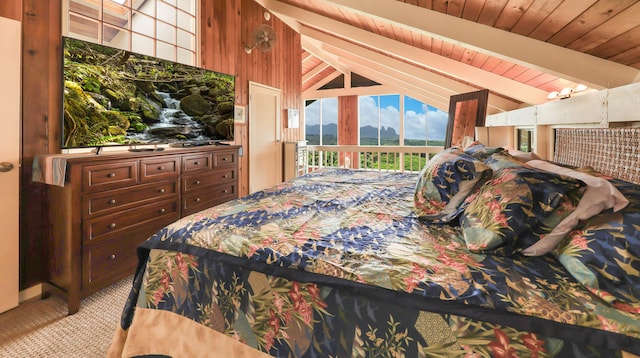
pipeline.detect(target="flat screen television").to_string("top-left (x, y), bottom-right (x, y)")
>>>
top-left (62, 36), bottom-right (235, 150)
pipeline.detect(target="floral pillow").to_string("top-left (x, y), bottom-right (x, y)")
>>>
top-left (483, 151), bottom-right (527, 171)
top-left (413, 147), bottom-right (492, 223)
top-left (460, 156), bottom-right (584, 255)
top-left (463, 141), bottom-right (504, 161)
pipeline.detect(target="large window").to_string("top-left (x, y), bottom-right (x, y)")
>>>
top-left (358, 95), bottom-right (400, 145)
top-left (358, 95), bottom-right (448, 146)
top-left (305, 98), bottom-right (338, 145)
top-left (64, 0), bottom-right (197, 65)
top-left (403, 96), bottom-right (448, 147)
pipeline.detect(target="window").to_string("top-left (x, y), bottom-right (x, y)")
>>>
top-left (64, 0), bottom-right (197, 66)
top-left (404, 96), bottom-right (448, 147)
top-left (358, 95), bottom-right (400, 145)
top-left (305, 98), bottom-right (338, 145)
top-left (517, 128), bottom-right (534, 152)
top-left (358, 95), bottom-right (448, 146)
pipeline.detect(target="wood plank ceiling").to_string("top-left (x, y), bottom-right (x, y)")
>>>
top-left (254, 0), bottom-right (640, 114)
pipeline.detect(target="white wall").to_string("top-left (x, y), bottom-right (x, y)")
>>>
top-left (485, 82), bottom-right (640, 128)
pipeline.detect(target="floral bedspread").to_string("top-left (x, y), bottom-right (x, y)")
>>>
top-left (113, 169), bottom-right (640, 357)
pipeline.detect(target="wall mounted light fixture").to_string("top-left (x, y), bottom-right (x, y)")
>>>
top-left (547, 84), bottom-right (588, 100)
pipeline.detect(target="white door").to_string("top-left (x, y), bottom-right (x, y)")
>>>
top-left (0, 16), bottom-right (21, 313)
top-left (249, 82), bottom-right (282, 193)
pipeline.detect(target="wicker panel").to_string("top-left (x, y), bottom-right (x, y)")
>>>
top-left (554, 128), bottom-right (640, 185)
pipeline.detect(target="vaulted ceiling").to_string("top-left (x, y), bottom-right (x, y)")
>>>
top-left (254, 0), bottom-right (640, 114)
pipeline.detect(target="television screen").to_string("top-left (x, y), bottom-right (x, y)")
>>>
top-left (62, 37), bottom-right (235, 149)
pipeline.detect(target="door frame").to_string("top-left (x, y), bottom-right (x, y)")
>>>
top-left (248, 81), bottom-right (282, 193)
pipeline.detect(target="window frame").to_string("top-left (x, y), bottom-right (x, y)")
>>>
top-left (63, 0), bottom-right (198, 66)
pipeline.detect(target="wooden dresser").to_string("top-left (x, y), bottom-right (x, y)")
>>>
top-left (44, 145), bottom-right (239, 314)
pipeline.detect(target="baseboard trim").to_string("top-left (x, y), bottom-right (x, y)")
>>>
top-left (19, 283), bottom-right (42, 303)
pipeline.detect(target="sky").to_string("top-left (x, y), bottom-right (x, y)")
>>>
top-left (305, 95), bottom-right (448, 141)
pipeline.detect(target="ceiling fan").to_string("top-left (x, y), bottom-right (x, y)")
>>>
top-left (244, 24), bottom-right (277, 54)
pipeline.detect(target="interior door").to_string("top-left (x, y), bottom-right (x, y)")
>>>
top-left (249, 82), bottom-right (281, 193)
top-left (0, 16), bottom-right (21, 313)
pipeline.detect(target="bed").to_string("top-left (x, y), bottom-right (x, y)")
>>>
top-left (108, 128), bottom-right (640, 358)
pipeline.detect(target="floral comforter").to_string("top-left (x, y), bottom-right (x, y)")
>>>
top-left (109, 168), bottom-right (640, 357)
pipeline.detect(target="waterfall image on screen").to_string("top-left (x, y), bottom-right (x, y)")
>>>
top-left (62, 37), bottom-right (235, 149)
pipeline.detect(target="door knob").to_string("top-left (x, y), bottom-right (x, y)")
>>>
top-left (0, 162), bottom-right (14, 172)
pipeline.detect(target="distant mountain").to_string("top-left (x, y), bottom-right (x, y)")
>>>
top-left (306, 124), bottom-right (398, 139)
top-left (360, 125), bottom-right (398, 139)
top-left (381, 126), bottom-right (399, 139)
top-left (305, 123), bottom-right (337, 136)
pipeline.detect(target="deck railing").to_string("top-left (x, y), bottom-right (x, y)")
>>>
top-left (306, 145), bottom-right (443, 173)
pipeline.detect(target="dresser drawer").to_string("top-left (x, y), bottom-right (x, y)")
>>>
top-left (84, 198), bottom-right (180, 243)
top-left (181, 168), bottom-right (235, 193)
top-left (182, 153), bottom-right (211, 173)
top-left (181, 183), bottom-right (236, 216)
top-left (213, 150), bottom-right (236, 168)
top-left (140, 156), bottom-right (180, 182)
top-left (83, 235), bottom-right (139, 291)
top-left (82, 161), bottom-right (139, 192)
top-left (82, 179), bottom-right (178, 218)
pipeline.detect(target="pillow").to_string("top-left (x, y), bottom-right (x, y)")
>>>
top-left (504, 146), bottom-right (541, 162)
top-left (521, 160), bottom-right (629, 256)
top-left (460, 156), bottom-right (584, 255)
top-left (463, 141), bottom-right (504, 161)
top-left (483, 151), bottom-right (529, 171)
top-left (413, 147), bottom-right (492, 223)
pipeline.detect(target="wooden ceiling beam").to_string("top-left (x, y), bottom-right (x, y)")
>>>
top-left (302, 51), bottom-right (313, 63)
top-left (303, 62), bottom-right (331, 83)
top-left (260, 0), bottom-right (545, 105)
top-left (302, 26), bottom-right (520, 112)
top-left (322, 0), bottom-right (640, 88)
top-left (335, 58), bottom-right (452, 112)
top-left (300, 36), bottom-right (350, 75)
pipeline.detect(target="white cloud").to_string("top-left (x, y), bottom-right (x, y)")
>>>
top-left (305, 101), bottom-right (320, 126)
top-left (306, 96), bottom-right (449, 142)
top-left (427, 108), bottom-right (448, 141)
top-left (380, 105), bottom-right (399, 129)
top-left (321, 98), bottom-right (339, 124)
top-left (359, 96), bottom-right (379, 127)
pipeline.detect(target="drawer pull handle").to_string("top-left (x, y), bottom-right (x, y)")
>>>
top-left (159, 208), bottom-right (166, 214)
top-left (195, 180), bottom-right (201, 185)
top-left (195, 198), bottom-right (201, 202)
top-left (108, 173), bottom-right (116, 178)
top-left (108, 223), bottom-right (116, 229)
top-left (109, 254), bottom-right (117, 260)
top-left (108, 199), bottom-right (116, 205)
top-left (223, 174), bottom-right (228, 178)
top-left (222, 157), bottom-right (228, 161)
top-left (159, 188), bottom-right (165, 193)
top-left (223, 189), bottom-right (228, 193)
top-left (158, 166), bottom-right (165, 170)
top-left (194, 161), bottom-right (199, 165)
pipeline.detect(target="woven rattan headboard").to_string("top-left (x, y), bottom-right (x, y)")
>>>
top-left (554, 128), bottom-right (640, 185)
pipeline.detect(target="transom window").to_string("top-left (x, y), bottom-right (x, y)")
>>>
top-left (64, 0), bottom-right (197, 65)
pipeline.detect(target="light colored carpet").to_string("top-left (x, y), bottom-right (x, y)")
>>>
top-left (0, 276), bottom-right (132, 358)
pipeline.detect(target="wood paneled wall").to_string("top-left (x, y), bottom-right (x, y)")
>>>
top-left (200, 0), bottom-right (302, 196)
top-left (338, 96), bottom-right (358, 167)
top-left (20, 0), bottom-right (62, 290)
top-left (0, 2), bottom-right (21, 20)
top-left (16, 0), bottom-right (303, 289)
